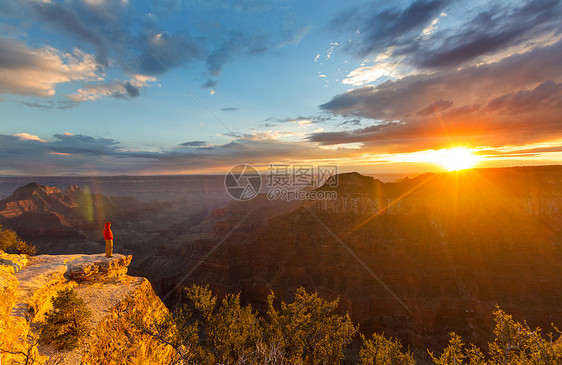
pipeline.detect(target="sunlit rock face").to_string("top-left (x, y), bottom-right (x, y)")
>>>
top-left (0, 183), bottom-right (74, 218)
top-left (0, 253), bottom-right (174, 364)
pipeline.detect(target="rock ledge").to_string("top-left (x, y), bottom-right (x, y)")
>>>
top-left (1, 253), bottom-right (173, 365)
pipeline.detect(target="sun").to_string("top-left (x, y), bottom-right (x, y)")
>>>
top-left (388, 147), bottom-right (482, 171)
top-left (435, 147), bottom-right (480, 171)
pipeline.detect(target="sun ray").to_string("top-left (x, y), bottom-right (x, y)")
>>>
top-left (340, 173), bottom-right (436, 240)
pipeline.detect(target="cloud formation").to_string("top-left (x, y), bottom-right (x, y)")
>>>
top-left (1, 0), bottom-right (560, 174)
top-left (0, 132), bottom-right (362, 175)
top-left (0, 0), bottom-right (310, 104)
top-left (262, 115), bottom-right (333, 127)
top-left (19, 100), bottom-right (79, 110)
top-left (179, 141), bottom-right (208, 147)
top-left (314, 31), bottom-right (562, 152)
top-left (334, 0), bottom-right (561, 71)
top-left (0, 38), bottom-right (100, 97)
top-left (331, 0), bottom-right (449, 59)
top-left (67, 75), bottom-right (155, 102)
top-left (12, 133), bottom-right (46, 142)
top-left (416, 0), bottom-right (562, 69)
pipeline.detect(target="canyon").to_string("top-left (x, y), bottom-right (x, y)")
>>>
top-left (1, 165), bottom-right (561, 354)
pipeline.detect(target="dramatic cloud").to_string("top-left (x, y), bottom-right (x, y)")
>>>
top-left (416, 0), bottom-right (562, 69)
top-left (2, 0), bottom-right (560, 175)
top-left (0, 38), bottom-right (100, 97)
top-left (485, 80), bottom-right (562, 114)
top-left (334, 0), bottom-right (562, 70)
top-left (50, 133), bottom-right (119, 155)
top-left (313, 82), bottom-right (562, 152)
top-left (315, 39), bottom-right (562, 152)
top-left (331, 0), bottom-right (449, 58)
top-left (10, 0), bottom-right (204, 78)
top-left (333, 0), bottom-right (562, 90)
top-left (138, 31), bottom-right (204, 75)
top-left (416, 100), bottom-right (453, 116)
top-left (322, 39), bottom-right (562, 116)
top-left (342, 56), bottom-right (408, 86)
top-left (0, 0), bottom-right (310, 101)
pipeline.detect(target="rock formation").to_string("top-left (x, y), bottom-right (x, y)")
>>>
top-left (0, 252), bottom-right (174, 365)
top-left (0, 175), bottom-right (231, 206)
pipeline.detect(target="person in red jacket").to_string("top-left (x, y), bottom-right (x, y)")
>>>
top-left (103, 222), bottom-right (113, 257)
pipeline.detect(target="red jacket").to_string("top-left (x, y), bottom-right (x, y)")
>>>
top-left (103, 222), bottom-right (113, 240)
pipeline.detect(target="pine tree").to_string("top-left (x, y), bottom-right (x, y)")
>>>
top-left (0, 225), bottom-right (36, 255)
top-left (132, 285), bottom-right (357, 364)
top-left (359, 332), bottom-right (416, 365)
top-left (40, 288), bottom-right (91, 350)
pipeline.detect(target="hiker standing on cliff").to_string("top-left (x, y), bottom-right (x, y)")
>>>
top-left (103, 222), bottom-right (113, 258)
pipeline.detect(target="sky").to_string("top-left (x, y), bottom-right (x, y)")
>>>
top-left (0, 0), bottom-right (561, 176)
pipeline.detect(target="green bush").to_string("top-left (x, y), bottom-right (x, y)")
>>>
top-left (40, 288), bottom-right (92, 351)
top-left (359, 332), bottom-right (415, 365)
top-left (0, 225), bottom-right (36, 255)
top-left (134, 285), bottom-right (357, 364)
top-left (429, 307), bottom-right (562, 364)
top-left (137, 287), bottom-right (562, 365)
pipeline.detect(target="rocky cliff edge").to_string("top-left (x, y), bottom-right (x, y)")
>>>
top-left (0, 252), bottom-right (175, 364)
